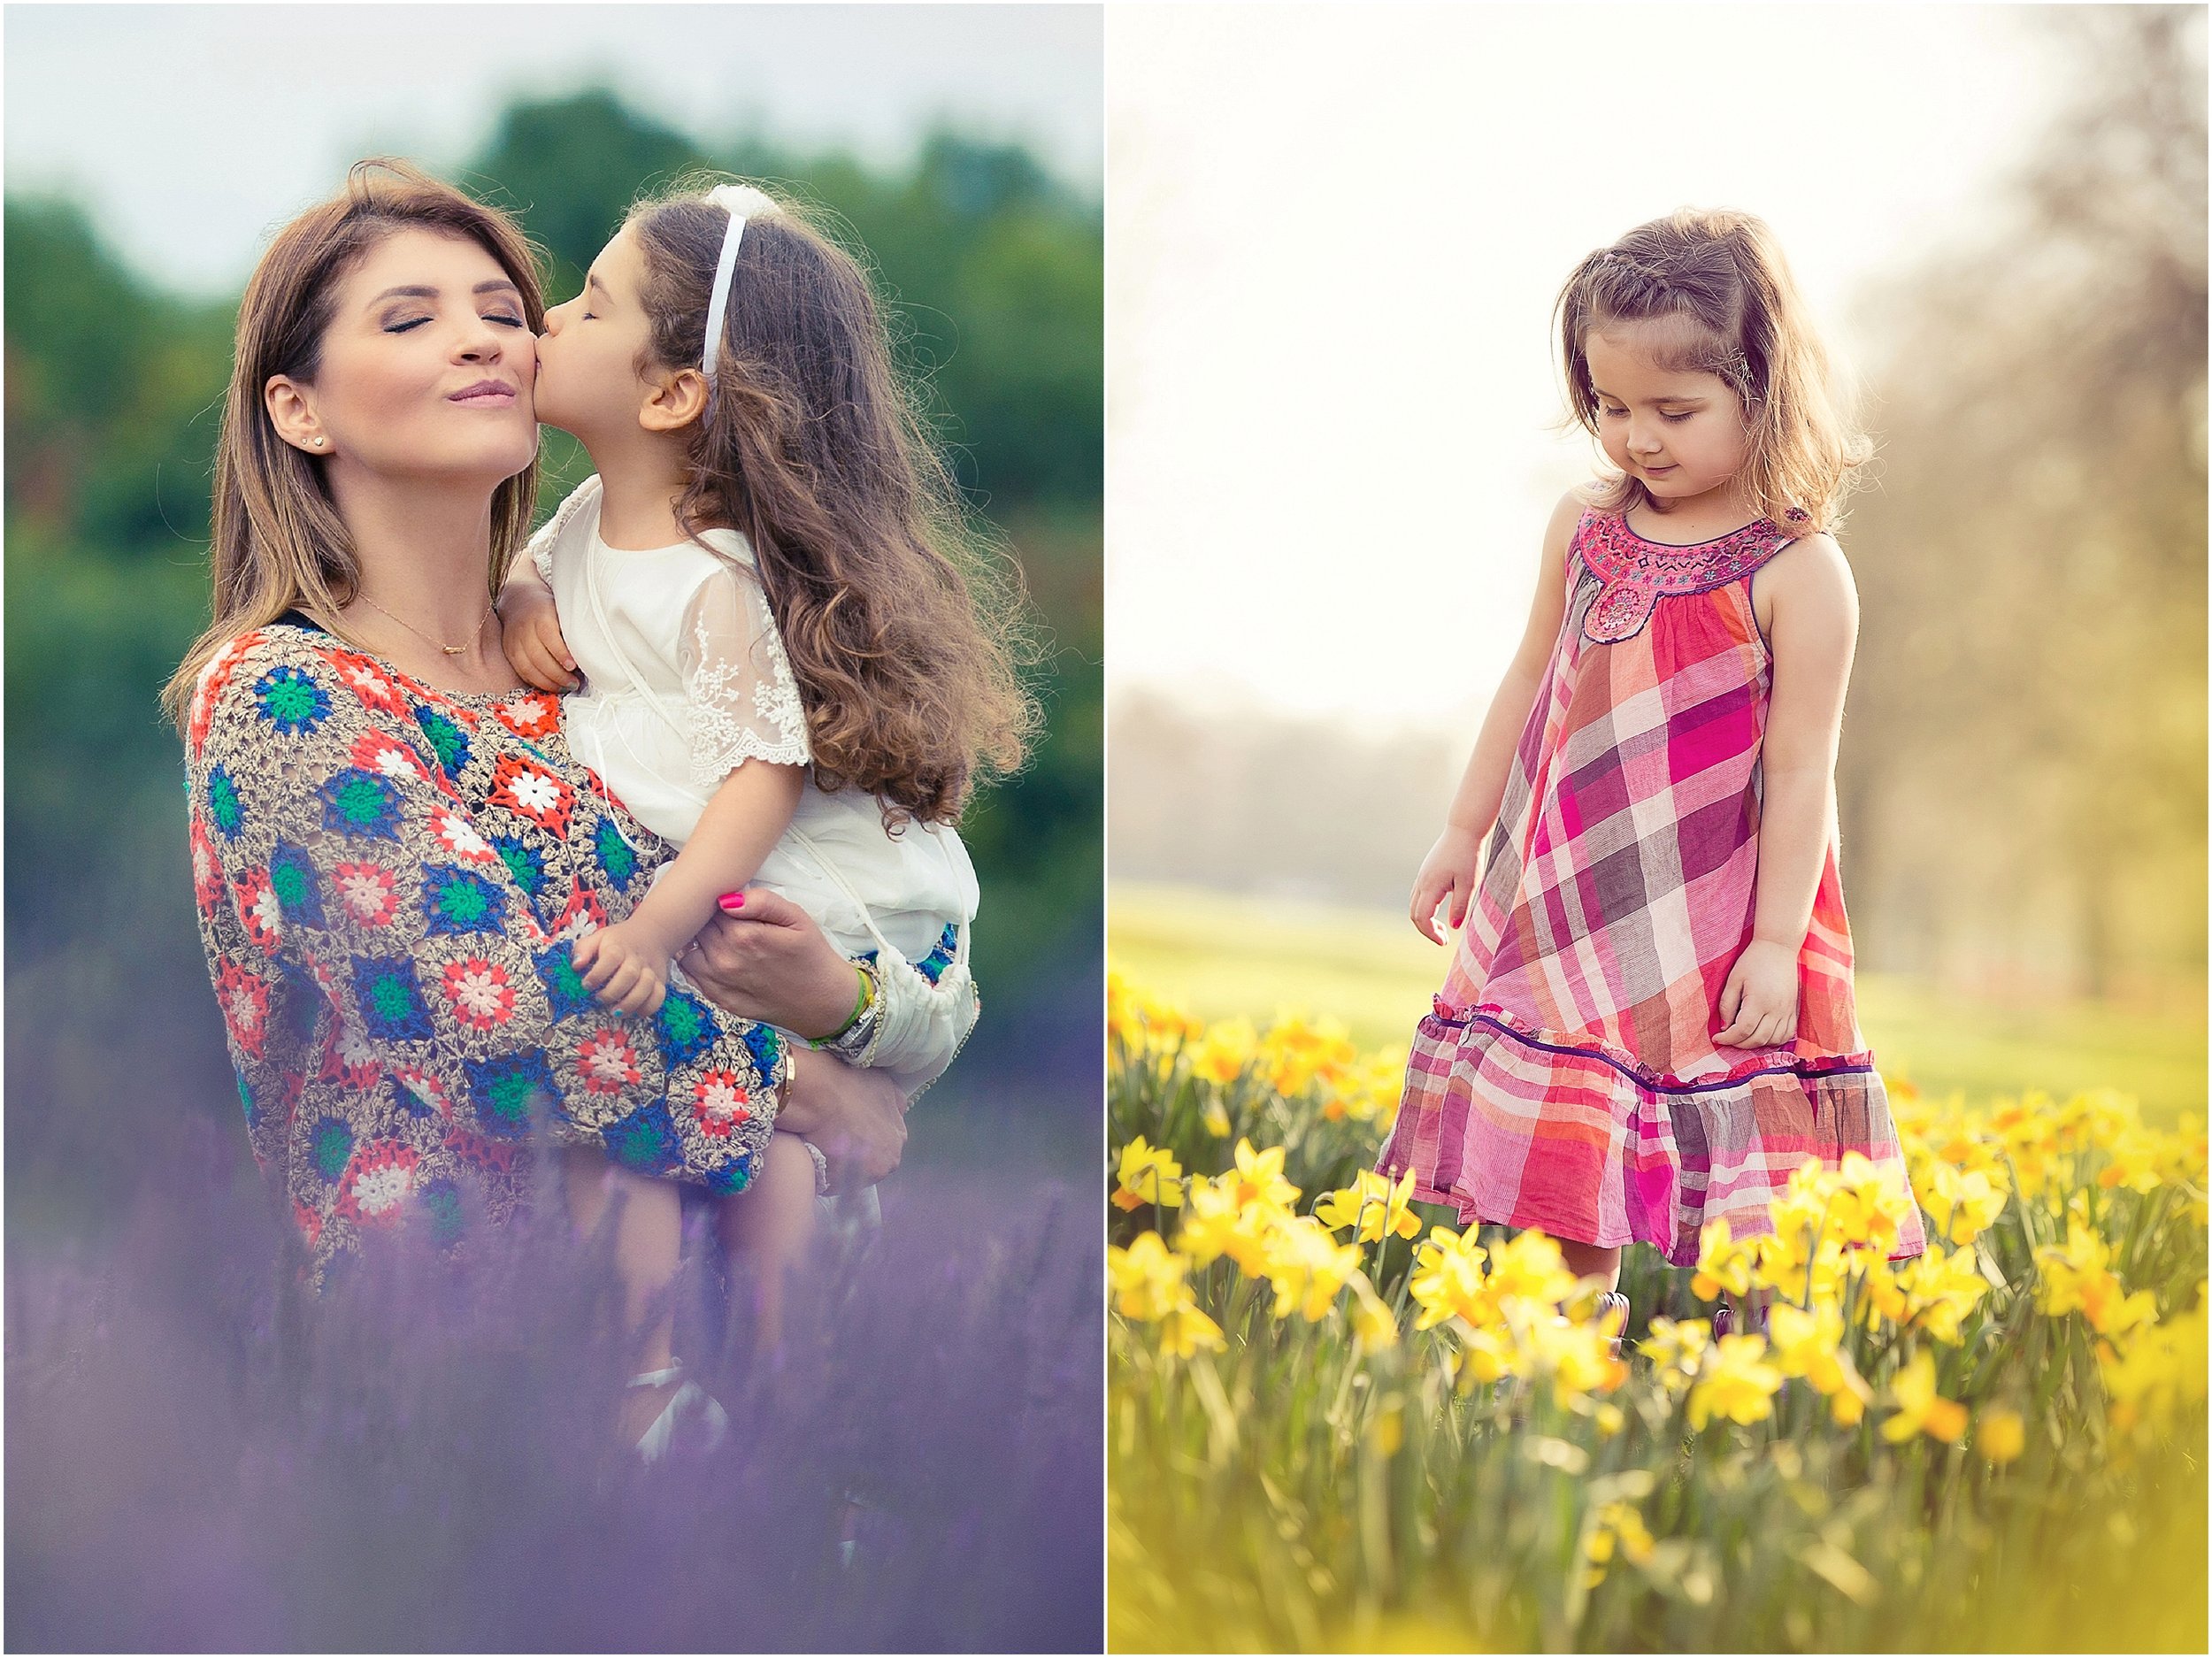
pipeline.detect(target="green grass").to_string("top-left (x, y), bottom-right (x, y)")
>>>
top-left (1110, 882), bottom-right (2206, 1125)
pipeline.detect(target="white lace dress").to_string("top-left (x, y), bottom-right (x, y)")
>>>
top-left (526, 476), bottom-right (979, 1099)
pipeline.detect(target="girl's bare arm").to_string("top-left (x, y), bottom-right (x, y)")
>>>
top-left (1410, 490), bottom-right (1578, 941)
top-left (1714, 533), bottom-right (1856, 1047)
top-left (625, 762), bottom-right (805, 958)
top-left (572, 762), bottom-right (805, 1013)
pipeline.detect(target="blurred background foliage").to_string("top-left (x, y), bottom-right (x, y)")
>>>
top-left (1110, 7), bottom-right (2205, 1013)
top-left (5, 90), bottom-right (1102, 1244)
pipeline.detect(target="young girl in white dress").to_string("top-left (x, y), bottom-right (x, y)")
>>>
top-left (497, 181), bottom-right (1033, 1439)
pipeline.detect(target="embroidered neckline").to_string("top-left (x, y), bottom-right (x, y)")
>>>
top-left (1574, 509), bottom-right (1789, 645)
top-left (1617, 512), bottom-right (1774, 550)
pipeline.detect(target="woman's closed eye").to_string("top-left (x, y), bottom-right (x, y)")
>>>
top-left (384, 310), bottom-right (528, 334)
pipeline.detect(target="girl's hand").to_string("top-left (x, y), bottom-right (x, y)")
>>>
top-left (1410, 825), bottom-right (1485, 943)
top-left (1714, 939), bottom-right (1800, 1050)
top-left (495, 579), bottom-right (580, 694)
top-left (572, 917), bottom-right (672, 1017)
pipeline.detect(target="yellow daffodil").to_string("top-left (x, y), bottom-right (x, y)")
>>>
top-left (1687, 1333), bottom-right (1785, 1430)
top-left (1111, 1136), bottom-right (1186, 1212)
top-left (1157, 1297), bottom-right (1226, 1358)
top-left (2096, 1295), bottom-right (2208, 1436)
top-left (1764, 1301), bottom-right (1873, 1425)
top-left (1880, 1348), bottom-right (1969, 1444)
top-left (1409, 1225), bottom-right (1491, 1332)
top-left (1528, 1312), bottom-right (1628, 1407)
top-left (1484, 1228), bottom-right (1580, 1316)
top-left (1258, 1213), bottom-right (1364, 1322)
top-left (1108, 1231), bottom-right (1192, 1322)
top-left (1454, 1324), bottom-right (1520, 1389)
top-left (1223, 1138), bottom-right (1301, 1214)
top-left (1892, 1244), bottom-right (1991, 1345)
top-left (2036, 1221), bottom-right (2161, 1337)
top-left (1692, 1216), bottom-right (1758, 1301)
top-left (1349, 1272), bottom-right (1401, 1351)
top-left (1188, 1017), bottom-right (1259, 1085)
top-left (1827, 1151), bottom-right (1915, 1253)
top-left (1315, 1168), bottom-right (1423, 1244)
top-left (1641, 1316), bottom-right (1712, 1396)
top-left (1976, 1405), bottom-right (2026, 1464)
top-left (1177, 1178), bottom-right (1281, 1276)
top-left (1587, 1500), bottom-right (1655, 1569)
top-left (1256, 1014), bottom-right (1357, 1097)
top-left (1916, 1159), bottom-right (2008, 1247)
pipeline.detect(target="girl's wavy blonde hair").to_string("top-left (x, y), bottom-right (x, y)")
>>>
top-left (625, 177), bottom-right (1040, 829)
top-left (1555, 207), bottom-right (1872, 534)
top-left (162, 160), bottom-right (546, 729)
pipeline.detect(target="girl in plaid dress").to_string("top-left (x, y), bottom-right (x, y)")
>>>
top-left (1379, 209), bottom-right (1925, 1336)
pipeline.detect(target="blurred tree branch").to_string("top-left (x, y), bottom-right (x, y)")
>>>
top-left (1839, 4), bottom-right (2206, 997)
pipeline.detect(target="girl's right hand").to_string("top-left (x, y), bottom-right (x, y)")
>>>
top-left (1410, 824), bottom-right (1484, 943)
top-left (495, 579), bottom-right (580, 693)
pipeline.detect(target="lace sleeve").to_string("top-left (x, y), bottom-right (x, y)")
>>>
top-left (677, 563), bottom-right (811, 790)
top-left (522, 474), bottom-right (602, 585)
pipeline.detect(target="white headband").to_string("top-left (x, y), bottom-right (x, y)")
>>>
top-left (700, 184), bottom-right (777, 396)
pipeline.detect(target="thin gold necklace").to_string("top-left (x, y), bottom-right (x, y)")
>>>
top-left (352, 590), bottom-right (495, 657)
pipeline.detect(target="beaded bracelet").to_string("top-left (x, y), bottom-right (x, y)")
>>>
top-left (832, 959), bottom-right (877, 1038)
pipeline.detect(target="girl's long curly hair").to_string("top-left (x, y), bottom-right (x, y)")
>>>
top-left (1555, 207), bottom-right (1874, 535)
top-left (626, 180), bottom-right (1039, 828)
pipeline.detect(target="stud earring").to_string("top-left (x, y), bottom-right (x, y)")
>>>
top-left (312, 437), bottom-right (326, 448)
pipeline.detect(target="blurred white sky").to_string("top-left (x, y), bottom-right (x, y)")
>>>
top-left (4, 3), bottom-right (1102, 296)
top-left (1107, 3), bottom-right (2066, 733)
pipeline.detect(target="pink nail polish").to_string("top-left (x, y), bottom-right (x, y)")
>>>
top-left (718, 892), bottom-right (744, 910)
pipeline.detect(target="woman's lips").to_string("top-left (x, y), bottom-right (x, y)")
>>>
top-left (448, 380), bottom-right (517, 407)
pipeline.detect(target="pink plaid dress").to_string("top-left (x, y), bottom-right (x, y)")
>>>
top-left (1379, 507), bottom-right (1926, 1267)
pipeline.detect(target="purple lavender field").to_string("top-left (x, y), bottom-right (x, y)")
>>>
top-left (6, 983), bottom-right (1103, 1653)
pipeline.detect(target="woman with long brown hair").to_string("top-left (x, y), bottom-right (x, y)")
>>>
top-left (168, 160), bottom-right (906, 1445)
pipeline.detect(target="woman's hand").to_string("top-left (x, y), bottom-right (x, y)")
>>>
top-left (777, 1048), bottom-right (906, 1191)
top-left (1410, 824), bottom-right (1486, 943)
top-left (495, 577), bottom-right (579, 693)
top-left (680, 887), bottom-right (861, 1040)
top-left (1714, 939), bottom-right (1800, 1050)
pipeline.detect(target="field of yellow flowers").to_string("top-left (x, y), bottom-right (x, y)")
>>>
top-left (1107, 971), bottom-right (2208, 1653)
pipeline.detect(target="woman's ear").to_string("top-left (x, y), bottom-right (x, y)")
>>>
top-left (264, 376), bottom-right (331, 455)
top-left (639, 366), bottom-right (710, 434)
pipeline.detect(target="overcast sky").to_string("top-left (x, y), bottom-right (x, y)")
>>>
top-left (4, 3), bottom-right (1102, 296)
top-left (1108, 4), bottom-right (2078, 733)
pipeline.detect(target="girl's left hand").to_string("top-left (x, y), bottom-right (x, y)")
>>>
top-left (1714, 940), bottom-right (1800, 1050)
top-left (572, 917), bottom-right (672, 1017)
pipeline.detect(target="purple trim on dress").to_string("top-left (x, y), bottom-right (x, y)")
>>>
top-left (1573, 509), bottom-right (1793, 645)
top-left (1425, 1000), bottom-right (1878, 1096)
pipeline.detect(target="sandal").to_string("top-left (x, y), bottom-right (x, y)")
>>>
top-left (1596, 1290), bottom-right (1631, 1357)
top-left (1711, 1300), bottom-right (1769, 1341)
top-left (628, 1360), bottom-right (730, 1463)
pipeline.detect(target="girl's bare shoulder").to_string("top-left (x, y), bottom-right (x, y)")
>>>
top-left (1763, 529), bottom-right (1854, 593)
top-left (1755, 529), bottom-right (1857, 638)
